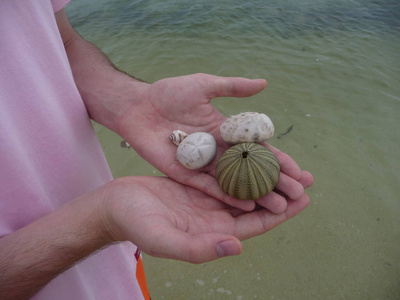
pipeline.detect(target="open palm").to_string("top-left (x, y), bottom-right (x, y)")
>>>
top-left (104, 176), bottom-right (311, 263)
top-left (118, 74), bottom-right (310, 211)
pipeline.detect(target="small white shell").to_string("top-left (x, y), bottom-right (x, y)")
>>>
top-left (176, 132), bottom-right (217, 170)
top-left (220, 112), bottom-right (274, 144)
top-left (169, 130), bottom-right (188, 146)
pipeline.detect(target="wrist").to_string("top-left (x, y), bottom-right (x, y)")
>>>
top-left (113, 79), bottom-right (151, 138)
top-left (111, 78), bottom-right (150, 135)
top-left (97, 178), bottom-right (145, 244)
top-left (80, 71), bottom-right (150, 134)
top-left (60, 185), bottom-right (115, 250)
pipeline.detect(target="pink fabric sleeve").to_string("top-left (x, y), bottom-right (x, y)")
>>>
top-left (0, 1), bottom-right (148, 298)
top-left (51, 0), bottom-right (70, 12)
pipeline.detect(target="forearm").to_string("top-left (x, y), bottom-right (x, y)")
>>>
top-left (0, 189), bottom-right (111, 300)
top-left (57, 10), bottom-right (148, 133)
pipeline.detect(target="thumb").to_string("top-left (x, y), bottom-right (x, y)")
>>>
top-left (200, 74), bottom-right (267, 99)
top-left (142, 229), bottom-right (242, 264)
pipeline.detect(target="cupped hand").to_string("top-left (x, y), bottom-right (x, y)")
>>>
top-left (102, 176), bottom-right (311, 264)
top-left (117, 73), bottom-right (312, 211)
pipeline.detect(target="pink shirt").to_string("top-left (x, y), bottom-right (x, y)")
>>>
top-left (0, 1), bottom-right (147, 299)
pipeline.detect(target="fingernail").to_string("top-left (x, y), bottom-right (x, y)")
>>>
top-left (216, 240), bottom-right (240, 258)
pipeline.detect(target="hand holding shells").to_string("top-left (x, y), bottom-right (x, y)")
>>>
top-left (169, 111), bottom-right (279, 200)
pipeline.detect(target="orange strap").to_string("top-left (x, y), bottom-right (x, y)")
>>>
top-left (135, 249), bottom-right (151, 300)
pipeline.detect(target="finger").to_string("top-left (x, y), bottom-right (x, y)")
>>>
top-left (201, 74), bottom-right (267, 99)
top-left (266, 144), bottom-right (302, 180)
top-left (184, 172), bottom-right (256, 211)
top-left (142, 228), bottom-right (242, 264)
top-left (255, 191), bottom-right (288, 215)
top-left (234, 193), bottom-right (310, 240)
top-left (275, 172), bottom-right (305, 200)
top-left (166, 159), bottom-right (256, 211)
top-left (255, 171), bottom-right (313, 213)
top-left (285, 193), bottom-right (311, 218)
top-left (299, 170), bottom-right (314, 189)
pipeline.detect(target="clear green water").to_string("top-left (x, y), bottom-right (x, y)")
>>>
top-left (66, 0), bottom-right (400, 299)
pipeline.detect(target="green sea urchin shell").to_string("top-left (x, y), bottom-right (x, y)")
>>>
top-left (216, 143), bottom-right (280, 200)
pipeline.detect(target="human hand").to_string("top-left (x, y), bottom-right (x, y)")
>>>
top-left (117, 73), bottom-right (312, 211)
top-left (101, 176), bottom-right (312, 263)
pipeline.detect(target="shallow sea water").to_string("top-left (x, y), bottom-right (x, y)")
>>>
top-left (66, 0), bottom-right (400, 299)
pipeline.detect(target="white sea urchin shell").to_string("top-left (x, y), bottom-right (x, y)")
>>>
top-left (220, 112), bottom-right (274, 144)
top-left (176, 132), bottom-right (217, 170)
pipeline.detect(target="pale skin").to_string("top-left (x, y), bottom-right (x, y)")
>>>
top-left (0, 9), bottom-right (313, 300)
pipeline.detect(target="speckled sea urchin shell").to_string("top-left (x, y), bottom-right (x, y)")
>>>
top-left (220, 112), bottom-right (274, 144)
top-left (216, 143), bottom-right (280, 200)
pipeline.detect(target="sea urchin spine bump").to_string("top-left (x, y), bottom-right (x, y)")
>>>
top-left (216, 143), bottom-right (280, 200)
